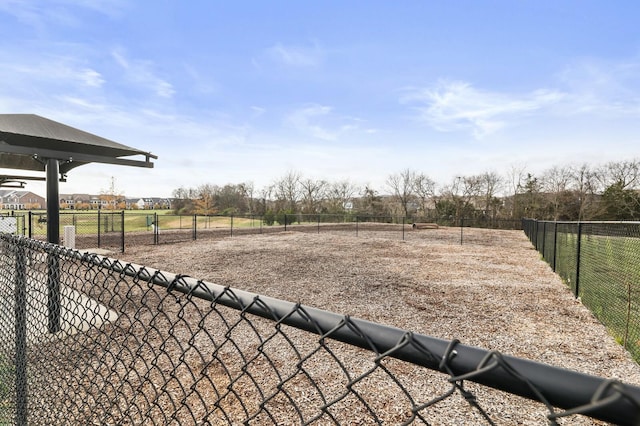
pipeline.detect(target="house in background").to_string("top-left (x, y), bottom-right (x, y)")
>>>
top-left (60, 193), bottom-right (93, 210)
top-left (0, 190), bottom-right (45, 210)
top-left (130, 197), bottom-right (172, 210)
top-left (2, 191), bottom-right (171, 211)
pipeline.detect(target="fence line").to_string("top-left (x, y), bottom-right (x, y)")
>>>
top-left (1, 233), bottom-right (639, 424)
top-left (523, 218), bottom-right (640, 363)
top-left (5, 211), bottom-right (522, 253)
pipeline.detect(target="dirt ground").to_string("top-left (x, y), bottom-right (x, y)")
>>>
top-left (115, 225), bottom-right (640, 424)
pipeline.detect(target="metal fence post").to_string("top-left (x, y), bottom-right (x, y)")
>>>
top-left (28, 211), bottom-right (32, 239)
top-left (14, 243), bottom-right (28, 425)
top-left (121, 211), bottom-right (125, 253)
top-left (193, 215), bottom-right (197, 240)
top-left (552, 222), bottom-right (558, 272)
top-left (574, 222), bottom-right (583, 298)
top-left (541, 221), bottom-right (546, 260)
top-left (231, 215), bottom-right (234, 237)
top-left (531, 220), bottom-right (537, 248)
top-left (97, 209), bottom-right (101, 248)
top-left (284, 214), bottom-right (288, 231)
top-left (154, 212), bottom-right (158, 245)
top-left (402, 216), bottom-right (405, 240)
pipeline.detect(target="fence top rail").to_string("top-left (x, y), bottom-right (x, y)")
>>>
top-left (4, 233), bottom-right (640, 425)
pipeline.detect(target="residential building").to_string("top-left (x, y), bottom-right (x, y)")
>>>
top-left (0, 190), bottom-right (45, 210)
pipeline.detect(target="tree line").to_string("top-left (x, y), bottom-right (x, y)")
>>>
top-left (170, 159), bottom-right (640, 222)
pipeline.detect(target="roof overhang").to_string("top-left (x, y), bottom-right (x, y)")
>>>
top-left (0, 114), bottom-right (156, 177)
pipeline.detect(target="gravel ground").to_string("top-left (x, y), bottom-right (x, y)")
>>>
top-left (113, 226), bottom-right (640, 425)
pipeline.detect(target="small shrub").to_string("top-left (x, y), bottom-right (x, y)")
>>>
top-left (275, 209), bottom-right (296, 225)
top-left (263, 210), bottom-right (275, 226)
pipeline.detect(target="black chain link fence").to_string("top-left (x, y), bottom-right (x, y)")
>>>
top-left (10, 211), bottom-right (125, 252)
top-left (523, 219), bottom-right (640, 363)
top-left (1, 233), bottom-right (640, 424)
top-left (7, 212), bottom-right (522, 253)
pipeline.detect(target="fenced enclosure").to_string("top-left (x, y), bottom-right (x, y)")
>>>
top-left (1, 234), bottom-right (640, 424)
top-left (9, 211), bottom-right (126, 252)
top-left (523, 219), bottom-right (640, 363)
top-left (5, 211), bottom-right (522, 253)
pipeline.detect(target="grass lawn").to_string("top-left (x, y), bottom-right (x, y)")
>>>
top-left (2, 210), bottom-right (268, 236)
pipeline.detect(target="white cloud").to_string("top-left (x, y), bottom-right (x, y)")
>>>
top-left (401, 80), bottom-right (566, 139)
top-left (263, 42), bottom-right (324, 67)
top-left (250, 106), bottom-right (266, 117)
top-left (79, 68), bottom-right (104, 87)
top-left (286, 104), bottom-right (336, 140)
top-left (554, 58), bottom-right (640, 116)
top-left (403, 60), bottom-right (640, 141)
top-left (110, 49), bottom-right (175, 98)
top-left (285, 104), bottom-right (377, 142)
top-left (0, 0), bottom-right (127, 31)
top-left (57, 96), bottom-right (106, 111)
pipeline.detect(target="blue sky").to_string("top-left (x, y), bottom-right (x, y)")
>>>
top-left (1, 0), bottom-right (639, 198)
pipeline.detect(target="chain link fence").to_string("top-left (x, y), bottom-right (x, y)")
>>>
top-left (7, 212), bottom-right (522, 253)
top-left (10, 211), bottom-right (125, 252)
top-left (523, 219), bottom-right (640, 363)
top-left (1, 233), bottom-right (640, 424)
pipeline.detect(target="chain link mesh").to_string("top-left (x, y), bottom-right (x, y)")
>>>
top-left (1, 233), bottom-right (640, 424)
top-left (524, 219), bottom-right (640, 364)
top-left (13, 212), bottom-right (523, 254)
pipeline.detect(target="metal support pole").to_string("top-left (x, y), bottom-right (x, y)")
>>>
top-left (402, 216), bottom-right (405, 241)
top-left (14, 243), bottom-right (28, 424)
top-left (45, 159), bottom-right (60, 244)
top-left (193, 215), bottom-right (197, 240)
top-left (45, 158), bottom-right (61, 333)
top-left (230, 215), bottom-right (234, 237)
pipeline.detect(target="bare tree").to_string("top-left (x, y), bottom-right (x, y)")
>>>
top-left (386, 169), bottom-right (417, 217)
top-left (596, 159), bottom-right (640, 190)
top-left (357, 185), bottom-right (385, 216)
top-left (99, 176), bottom-right (123, 210)
top-left (569, 163), bottom-right (598, 220)
top-left (196, 183), bottom-right (217, 215)
top-left (299, 178), bottom-right (328, 214)
top-left (239, 182), bottom-right (255, 215)
top-left (273, 170), bottom-right (302, 211)
top-left (216, 184), bottom-right (248, 214)
top-left (412, 173), bottom-right (436, 217)
top-left (437, 175), bottom-right (483, 222)
top-left (478, 171), bottom-right (504, 218)
top-left (257, 185), bottom-right (274, 215)
top-left (541, 166), bottom-right (573, 220)
top-left (325, 180), bottom-right (359, 213)
top-left (506, 163), bottom-right (528, 218)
